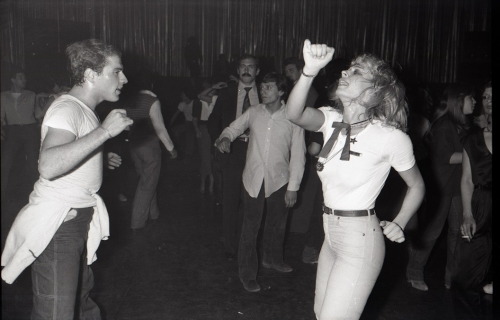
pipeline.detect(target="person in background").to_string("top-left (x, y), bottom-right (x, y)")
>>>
top-left (1, 69), bottom-right (41, 199)
top-left (1, 39), bottom-right (133, 319)
top-left (283, 57), bottom-right (319, 108)
top-left (35, 74), bottom-right (71, 122)
top-left (407, 84), bottom-right (475, 291)
top-left (193, 81), bottom-right (227, 194)
top-left (125, 71), bottom-right (177, 230)
top-left (169, 85), bottom-right (197, 157)
top-left (451, 81), bottom-right (492, 320)
top-left (215, 72), bottom-right (305, 292)
top-left (286, 39), bottom-right (425, 319)
top-left (207, 54), bottom-right (261, 260)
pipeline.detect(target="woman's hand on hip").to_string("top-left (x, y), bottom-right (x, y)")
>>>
top-left (380, 220), bottom-right (405, 243)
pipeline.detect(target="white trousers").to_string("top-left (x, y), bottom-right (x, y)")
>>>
top-left (314, 213), bottom-right (385, 320)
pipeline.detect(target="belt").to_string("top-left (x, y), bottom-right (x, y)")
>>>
top-left (237, 136), bottom-right (249, 142)
top-left (322, 204), bottom-right (375, 217)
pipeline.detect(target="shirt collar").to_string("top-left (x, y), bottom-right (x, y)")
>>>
top-left (238, 81), bottom-right (257, 91)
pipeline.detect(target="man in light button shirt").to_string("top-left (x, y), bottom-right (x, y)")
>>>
top-left (215, 72), bottom-right (306, 292)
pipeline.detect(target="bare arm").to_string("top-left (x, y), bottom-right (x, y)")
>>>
top-left (285, 125), bottom-right (306, 208)
top-left (198, 82), bottom-right (226, 103)
top-left (308, 141), bottom-right (322, 157)
top-left (460, 149), bottom-right (475, 239)
top-left (380, 164), bottom-right (425, 243)
top-left (39, 109), bottom-right (133, 180)
top-left (214, 111), bottom-right (250, 153)
top-left (149, 101), bottom-right (175, 152)
top-left (286, 39), bottom-right (333, 131)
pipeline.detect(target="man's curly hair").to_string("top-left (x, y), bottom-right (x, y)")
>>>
top-left (65, 39), bottom-right (121, 86)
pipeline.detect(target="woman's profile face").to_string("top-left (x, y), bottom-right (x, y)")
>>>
top-left (462, 94), bottom-right (476, 115)
top-left (336, 61), bottom-right (374, 101)
top-left (482, 87), bottom-right (492, 116)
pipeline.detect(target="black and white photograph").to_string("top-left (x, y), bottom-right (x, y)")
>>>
top-left (1, 0), bottom-right (494, 319)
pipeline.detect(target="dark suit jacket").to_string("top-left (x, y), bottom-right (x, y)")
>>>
top-left (207, 81), bottom-right (261, 145)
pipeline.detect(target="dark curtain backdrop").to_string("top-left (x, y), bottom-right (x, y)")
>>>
top-left (0, 0), bottom-right (491, 83)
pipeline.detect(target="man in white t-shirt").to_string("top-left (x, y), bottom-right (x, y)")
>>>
top-left (1, 39), bottom-right (133, 319)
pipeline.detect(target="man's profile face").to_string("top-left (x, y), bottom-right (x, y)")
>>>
top-left (237, 58), bottom-right (259, 85)
top-left (284, 64), bottom-right (300, 83)
top-left (93, 55), bottom-right (128, 102)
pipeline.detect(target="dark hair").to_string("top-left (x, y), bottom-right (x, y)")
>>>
top-left (482, 80), bottom-right (492, 94)
top-left (261, 72), bottom-right (288, 95)
top-left (65, 39), bottom-right (121, 86)
top-left (283, 57), bottom-right (304, 70)
top-left (238, 54), bottom-right (259, 68)
top-left (9, 67), bottom-right (25, 80)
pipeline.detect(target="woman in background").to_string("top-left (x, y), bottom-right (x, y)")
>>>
top-left (406, 84), bottom-right (475, 291)
top-left (192, 81), bottom-right (227, 194)
top-left (451, 81), bottom-right (492, 320)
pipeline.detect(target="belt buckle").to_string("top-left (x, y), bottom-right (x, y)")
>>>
top-left (322, 204), bottom-right (333, 215)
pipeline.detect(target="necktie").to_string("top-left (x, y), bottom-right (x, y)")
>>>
top-left (317, 122), bottom-right (351, 162)
top-left (242, 87), bottom-right (252, 113)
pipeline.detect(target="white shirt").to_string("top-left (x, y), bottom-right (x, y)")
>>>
top-left (236, 82), bottom-right (259, 118)
top-left (317, 107), bottom-right (415, 210)
top-left (199, 95), bottom-right (218, 121)
top-left (41, 95), bottom-right (103, 191)
top-left (220, 102), bottom-right (306, 198)
top-left (1, 94), bottom-right (110, 284)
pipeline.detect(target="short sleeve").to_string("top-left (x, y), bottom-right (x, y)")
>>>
top-left (317, 107), bottom-right (342, 133)
top-left (386, 130), bottom-right (416, 172)
top-left (43, 102), bottom-right (82, 136)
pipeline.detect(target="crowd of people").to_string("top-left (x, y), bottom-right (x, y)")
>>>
top-left (0, 37), bottom-right (492, 320)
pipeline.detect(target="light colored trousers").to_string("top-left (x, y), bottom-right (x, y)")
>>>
top-left (315, 213), bottom-right (385, 320)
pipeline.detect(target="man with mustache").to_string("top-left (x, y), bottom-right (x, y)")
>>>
top-left (208, 54), bottom-right (261, 261)
top-left (1, 39), bottom-right (133, 319)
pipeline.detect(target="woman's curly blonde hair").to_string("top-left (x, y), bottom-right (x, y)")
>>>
top-left (349, 54), bottom-right (408, 131)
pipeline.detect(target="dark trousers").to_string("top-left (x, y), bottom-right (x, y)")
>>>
top-left (304, 162), bottom-right (324, 249)
top-left (31, 207), bottom-right (101, 320)
top-left (217, 140), bottom-right (247, 255)
top-left (238, 183), bottom-right (289, 282)
top-left (1, 124), bottom-right (40, 198)
top-left (407, 194), bottom-right (462, 285)
top-left (130, 138), bottom-right (162, 229)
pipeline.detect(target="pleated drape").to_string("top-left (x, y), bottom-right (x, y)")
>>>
top-left (1, 0), bottom-right (491, 83)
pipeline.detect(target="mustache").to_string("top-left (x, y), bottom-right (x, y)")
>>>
top-left (242, 73), bottom-right (251, 77)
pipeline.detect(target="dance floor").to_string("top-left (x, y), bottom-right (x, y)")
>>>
top-left (1, 149), bottom-right (494, 320)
